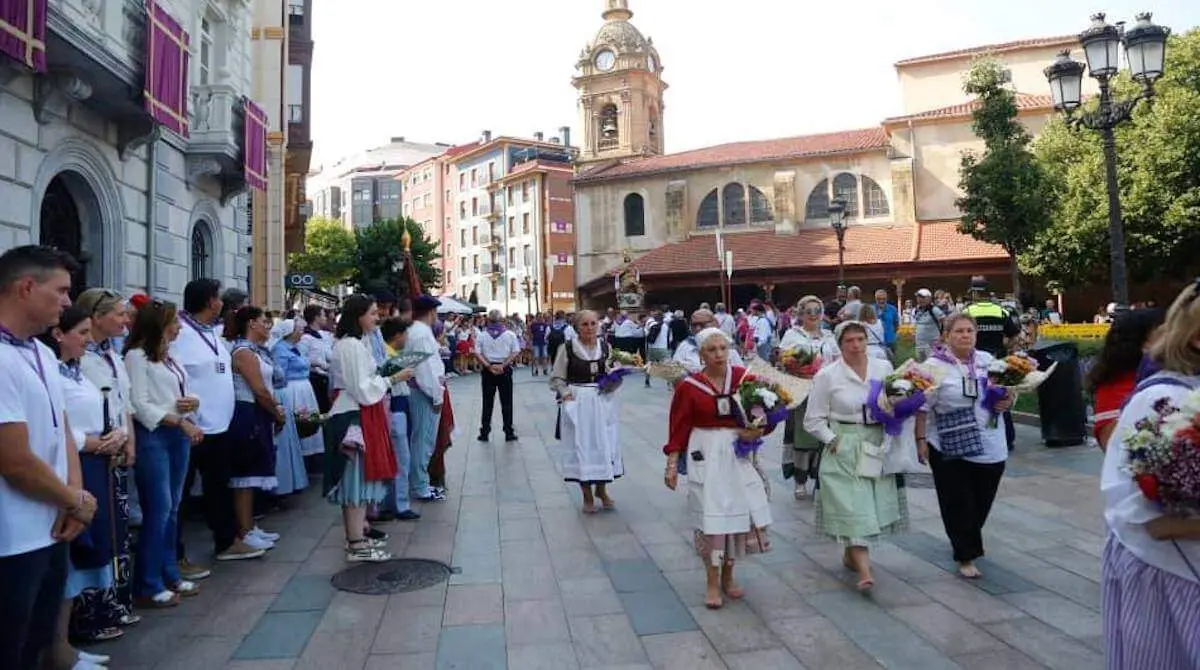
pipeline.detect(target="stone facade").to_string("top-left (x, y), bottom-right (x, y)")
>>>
top-left (0, 0), bottom-right (257, 304)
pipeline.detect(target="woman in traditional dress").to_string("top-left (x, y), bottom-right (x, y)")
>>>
top-left (324, 294), bottom-right (404, 562)
top-left (550, 310), bottom-right (623, 513)
top-left (779, 295), bottom-right (839, 501)
top-left (663, 327), bottom-right (772, 609)
top-left (804, 321), bottom-right (906, 591)
top-left (268, 318), bottom-right (318, 495)
top-left (915, 313), bottom-right (1013, 579)
top-left (224, 307), bottom-right (286, 550)
top-left (1099, 282), bottom-right (1200, 669)
top-left (39, 308), bottom-right (124, 668)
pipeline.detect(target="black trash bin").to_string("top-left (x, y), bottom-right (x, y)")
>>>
top-left (1032, 340), bottom-right (1087, 447)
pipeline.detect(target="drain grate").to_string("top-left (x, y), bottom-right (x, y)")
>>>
top-left (330, 559), bottom-right (453, 595)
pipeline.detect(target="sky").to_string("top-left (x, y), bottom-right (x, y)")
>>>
top-left (308, 0), bottom-right (1200, 168)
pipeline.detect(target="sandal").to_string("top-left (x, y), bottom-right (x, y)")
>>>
top-left (345, 537), bottom-right (387, 550)
top-left (346, 540), bottom-right (392, 563)
top-left (958, 563), bottom-right (983, 579)
top-left (600, 498), bottom-right (616, 511)
top-left (80, 627), bottom-right (124, 643)
top-left (722, 584), bottom-right (745, 600)
top-left (856, 577), bottom-right (875, 592)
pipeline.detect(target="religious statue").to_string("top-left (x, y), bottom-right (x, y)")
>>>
top-left (615, 250), bottom-right (644, 310)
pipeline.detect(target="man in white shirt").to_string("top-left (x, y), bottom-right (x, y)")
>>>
top-left (0, 246), bottom-right (97, 670)
top-left (644, 309), bottom-right (670, 388)
top-left (173, 279), bottom-right (264, 561)
top-left (474, 309), bottom-right (521, 442)
top-left (838, 286), bottom-right (864, 322)
top-left (748, 302), bottom-right (774, 360)
top-left (714, 303), bottom-right (736, 338)
top-left (406, 296), bottom-right (446, 501)
top-left (673, 309), bottom-right (745, 373)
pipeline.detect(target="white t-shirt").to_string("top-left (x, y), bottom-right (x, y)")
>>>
top-left (170, 316), bottom-right (234, 434)
top-left (0, 339), bottom-right (68, 557)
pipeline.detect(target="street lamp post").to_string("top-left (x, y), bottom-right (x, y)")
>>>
top-left (521, 271), bottom-right (539, 317)
top-left (1044, 12), bottom-right (1170, 306)
top-left (828, 197), bottom-right (847, 286)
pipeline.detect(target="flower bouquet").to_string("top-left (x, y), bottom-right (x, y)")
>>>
top-left (867, 361), bottom-right (939, 436)
top-left (378, 350), bottom-right (432, 378)
top-left (596, 350), bottom-right (645, 395)
top-left (983, 352), bottom-right (1056, 427)
top-left (778, 347), bottom-right (822, 379)
top-left (608, 350), bottom-right (644, 368)
top-left (731, 377), bottom-right (793, 458)
top-left (294, 408), bottom-right (325, 439)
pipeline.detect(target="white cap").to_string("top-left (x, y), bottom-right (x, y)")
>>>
top-left (915, 288), bottom-right (933, 298)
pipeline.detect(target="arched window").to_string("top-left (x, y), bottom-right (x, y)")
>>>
top-left (623, 193), bottom-right (645, 237)
top-left (722, 183), bottom-right (746, 226)
top-left (833, 173), bottom-right (859, 218)
top-left (598, 104), bottom-right (619, 151)
top-left (748, 186), bottom-right (773, 224)
top-left (697, 189), bottom-right (719, 228)
top-left (191, 221), bottom-right (213, 280)
top-left (805, 179), bottom-right (829, 220)
top-left (863, 176), bottom-right (890, 217)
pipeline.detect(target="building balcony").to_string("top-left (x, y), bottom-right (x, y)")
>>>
top-left (484, 235), bottom-right (502, 250)
top-left (481, 263), bottom-right (501, 277)
top-left (186, 84), bottom-right (248, 205)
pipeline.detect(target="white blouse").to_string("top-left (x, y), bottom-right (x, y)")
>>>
top-left (922, 353), bottom-right (1008, 464)
top-left (1101, 374), bottom-right (1200, 583)
top-left (80, 343), bottom-right (131, 423)
top-left (778, 326), bottom-right (839, 361)
top-left (804, 358), bottom-right (894, 445)
top-left (125, 348), bottom-right (189, 430)
top-left (329, 336), bottom-right (389, 415)
top-left (299, 330), bottom-right (332, 375)
top-left (60, 367), bottom-right (105, 452)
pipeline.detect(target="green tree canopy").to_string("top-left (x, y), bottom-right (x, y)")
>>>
top-left (956, 56), bottom-right (1055, 298)
top-left (286, 217), bottom-right (356, 291)
top-left (350, 218), bottom-right (442, 297)
top-left (1025, 29), bottom-right (1200, 286)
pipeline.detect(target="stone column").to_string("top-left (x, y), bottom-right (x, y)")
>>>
top-left (889, 158), bottom-right (915, 226)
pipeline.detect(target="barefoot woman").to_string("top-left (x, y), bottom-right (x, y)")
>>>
top-left (663, 328), bottom-right (772, 609)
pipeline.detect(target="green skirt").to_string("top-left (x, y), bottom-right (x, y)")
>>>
top-left (814, 422), bottom-right (908, 547)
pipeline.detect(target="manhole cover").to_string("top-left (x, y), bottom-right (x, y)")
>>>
top-left (331, 559), bottom-right (452, 595)
top-left (902, 473), bottom-right (936, 489)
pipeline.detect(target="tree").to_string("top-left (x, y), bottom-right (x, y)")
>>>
top-left (1025, 29), bottom-right (1200, 287)
top-left (349, 218), bottom-right (442, 297)
top-left (286, 217), bottom-right (356, 290)
top-left (955, 57), bottom-right (1055, 299)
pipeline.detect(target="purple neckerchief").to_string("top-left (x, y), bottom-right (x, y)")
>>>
top-left (614, 315), bottom-right (627, 326)
top-left (485, 323), bottom-right (506, 338)
top-left (1136, 355), bottom-right (1162, 382)
top-left (932, 347), bottom-right (1006, 415)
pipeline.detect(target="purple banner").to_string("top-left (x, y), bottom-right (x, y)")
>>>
top-left (144, 0), bottom-right (190, 137)
top-left (0, 0), bottom-right (47, 72)
top-left (243, 99), bottom-right (267, 191)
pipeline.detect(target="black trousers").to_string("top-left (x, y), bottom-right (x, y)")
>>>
top-left (0, 542), bottom-right (68, 670)
top-left (480, 366), bottom-right (514, 436)
top-left (1003, 410), bottom-right (1015, 451)
top-left (927, 447), bottom-right (1006, 563)
top-left (193, 431), bottom-right (240, 553)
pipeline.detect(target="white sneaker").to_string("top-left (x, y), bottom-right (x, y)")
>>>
top-left (78, 651), bottom-right (111, 664)
top-left (242, 533), bottom-right (275, 551)
top-left (71, 661), bottom-right (106, 670)
top-left (249, 526), bottom-right (281, 542)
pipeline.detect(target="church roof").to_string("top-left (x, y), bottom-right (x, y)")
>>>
top-left (895, 35), bottom-right (1077, 67)
top-left (883, 93), bottom-right (1054, 125)
top-left (574, 128), bottom-right (888, 184)
top-left (604, 221), bottom-right (1005, 280)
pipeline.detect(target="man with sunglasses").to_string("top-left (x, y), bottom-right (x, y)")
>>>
top-left (671, 309), bottom-right (745, 374)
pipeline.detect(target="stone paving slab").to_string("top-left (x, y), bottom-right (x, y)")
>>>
top-left (96, 369), bottom-right (1111, 669)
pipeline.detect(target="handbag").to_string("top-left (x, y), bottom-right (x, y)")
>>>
top-left (934, 406), bottom-right (986, 459)
top-left (856, 440), bottom-right (885, 478)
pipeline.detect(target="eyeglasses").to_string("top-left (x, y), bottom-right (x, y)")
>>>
top-left (802, 307), bottom-right (823, 316)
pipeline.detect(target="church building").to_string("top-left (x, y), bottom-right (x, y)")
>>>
top-left (571, 0), bottom-right (1082, 308)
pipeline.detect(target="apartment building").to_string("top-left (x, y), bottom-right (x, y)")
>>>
top-left (284, 0), bottom-right (313, 255)
top-left (306, 137), bottom-right (448, 229)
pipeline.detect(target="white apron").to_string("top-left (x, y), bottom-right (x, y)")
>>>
top-left (681, 372), bottom-right (771, 536)
top-left (558, 385), bottom-right (623, 483)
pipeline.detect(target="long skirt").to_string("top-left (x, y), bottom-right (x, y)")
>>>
top-left (323, 411), bottom-right (387, 507)
top-left (278, 379), bottom-right (325, 456)
top-left (781, 399), bottom-right (822, 485)
top-left (70, 464), bottom-right (133, 640)
top-left (271, 382), bottom-right (315, 495)
top-left (557, 385), bottom-right (623, 484)
top-left (1102, 535), bottom-right (1200, 669)
top-left (228, 401), bottom-right (279, 490)
top-left (686, 427), bottom-right (771, 566)
top-left (815, 422), bottom-right (908, 547)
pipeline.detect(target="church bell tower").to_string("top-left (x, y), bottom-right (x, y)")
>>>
top-left (572, 0), bottom-right (667, 165)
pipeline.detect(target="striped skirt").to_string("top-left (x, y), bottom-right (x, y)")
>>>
top-left (1102, 535), bottom-right (1200, 669)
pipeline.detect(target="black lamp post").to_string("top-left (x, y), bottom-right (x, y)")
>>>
top-left (521, 272), bottom-right (538, 317)
top-left (1044, 12), bottom-right (1170, 306)
top-left (828, 197), bottom-right (848, 285)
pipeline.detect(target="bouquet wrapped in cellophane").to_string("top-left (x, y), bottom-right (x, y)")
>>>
top-left (1124, 388), bottom-right (1200, 516)
top-left (983, 352), bottom-right (1056, 427)
top-left (867, 361), bottom-right (941, 436)
top-left (378, 350), bottom-right (432, 378)
top-left (731, 377), bottom-right (792, 459)
top-left (596, 350), bottom-right (645, 394)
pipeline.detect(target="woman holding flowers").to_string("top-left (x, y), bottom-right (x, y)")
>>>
top-left (551, 310), bottom-right (624, 513)
top-left (805, 321), bottom-right (905, 591)
top-left (1099, 281), bottom-right (1200, 668)
top-left (914, 313), bottom-right (1012, 579)
top-left (664, 328), bottom-right (774, 609)
top-left (779, 295), bottom-right (839, 500)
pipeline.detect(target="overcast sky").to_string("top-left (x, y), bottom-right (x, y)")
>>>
top-left (309, 0), bottom-right (1200, 167)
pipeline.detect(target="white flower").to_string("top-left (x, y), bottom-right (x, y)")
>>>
top-left (891, 379), bottom-right (914, 393)
top-left (756, 389), bottom-right (779, 407)
top-left (987, 359), bottom-right (1009, 374)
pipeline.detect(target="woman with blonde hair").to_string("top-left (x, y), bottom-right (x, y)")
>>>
top-left (1100, 280), bottom-right (1200, 668)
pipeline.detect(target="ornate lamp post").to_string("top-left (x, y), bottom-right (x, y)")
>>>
top-left (1044, 12), bottom-right (1170, 305)
top-left (828, 197), bottom-right (848, 285)
top-left (521, 271), bottom-right (539, 317)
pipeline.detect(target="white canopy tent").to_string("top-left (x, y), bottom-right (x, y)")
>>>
top-left (436, 295), bottom-right (475, 315)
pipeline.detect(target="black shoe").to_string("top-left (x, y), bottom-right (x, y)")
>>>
top-left (396, 509), bottom-right (421, 521)
top-left (364, 527), bottom-right (389, 541)
top-left (371, 511), bottom-right (398, 523)
top-left (505, 433), bottom-right (518, 442)
top-left (478, 433), bottom-right (489, 442)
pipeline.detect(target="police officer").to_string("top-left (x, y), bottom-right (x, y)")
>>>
top-left (962, 276), bottom-right (1022, 451)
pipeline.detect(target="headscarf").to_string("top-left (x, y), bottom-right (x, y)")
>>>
top-left (695, 327), bottom-right (730, 351)
top-left (268, 318), bottom-right (304, 349)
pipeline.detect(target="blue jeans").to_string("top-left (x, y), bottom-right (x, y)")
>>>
top-left (383, 395), bottom-right (412, 513)
top-left (133, 424), bottom-right (189, 596)
top-left (408, 390), bottom-right (440, 497)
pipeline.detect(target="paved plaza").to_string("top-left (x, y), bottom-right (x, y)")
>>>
top-left (102, 370), bottom-right (1108, 669)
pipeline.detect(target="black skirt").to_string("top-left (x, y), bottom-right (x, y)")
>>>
top-left (229, 401), bottom-right (277, 479)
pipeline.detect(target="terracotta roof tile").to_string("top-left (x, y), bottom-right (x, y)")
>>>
top-left (574, 128), bottom-right (889, 184)
top-left (443, 141), bottom-right (481, 158)
top-left (884, 93), bottom-right (1054, 125)
top-left (916, 221), bottom-right (1008, 261)
top-left (895, 35), bottom-right (1077, 67)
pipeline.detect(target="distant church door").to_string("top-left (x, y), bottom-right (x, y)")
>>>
top-left (39, 174), bottom-right (96, 297)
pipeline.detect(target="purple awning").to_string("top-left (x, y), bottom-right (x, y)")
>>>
top-left (0, 0), bottom-right (47, 72)
top-left (144, 0), bottom-right (189, 137)
top-left (244, 99), bottom-right (267, 191)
